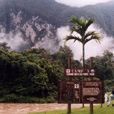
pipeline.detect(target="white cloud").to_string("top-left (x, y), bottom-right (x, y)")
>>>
top-left (33, 35), bottom-right (59, 53)
top-left (0, 31), bottom-right (28, 51)
top-left (55, 0), bottom-right (111, 7)
top-left (57, 25), bottom-right (114, 60)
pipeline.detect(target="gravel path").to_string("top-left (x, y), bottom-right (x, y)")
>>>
top-left (0, 103), bottom-right (91, 114)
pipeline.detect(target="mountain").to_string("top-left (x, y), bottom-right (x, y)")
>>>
top-left (82, 1), bottom-right (114, 36)
top-left (0, 0), bottom-right (114, 51)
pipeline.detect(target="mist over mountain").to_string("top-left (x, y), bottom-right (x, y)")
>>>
top-left (0, 0), bottom-right (114, 51)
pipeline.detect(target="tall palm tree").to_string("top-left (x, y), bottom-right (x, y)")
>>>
top-left (64, 16), bottom-right (101, 68)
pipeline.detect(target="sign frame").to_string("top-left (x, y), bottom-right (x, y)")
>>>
top-left (58, 81), bottom-right (104, 104)
top-left (58, 81), bottom-right (81, 104)
top-left (64, 68), bottom-right (97, 77)
top-left (82, 81), bottom-right (104, 104)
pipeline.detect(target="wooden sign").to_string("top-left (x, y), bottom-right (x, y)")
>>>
top-left (64, 68), bottom-right (97, 77)
top-left (60, 57), bottom-right (104, 114)
top-left (58, 81), bottom-right (81, 103)
top-left (82, 81), bottom-right (104, 103)
top-left (58, 81), bottom-right (104, 104)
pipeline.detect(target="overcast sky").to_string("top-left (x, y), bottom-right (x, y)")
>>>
top-left (55, 0), bottom-right (111, 7)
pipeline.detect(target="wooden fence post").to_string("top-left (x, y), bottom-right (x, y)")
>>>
top-left (90, 57), bottom-right (93, 114)
top-left (67, 57), bottom-right (71, 113)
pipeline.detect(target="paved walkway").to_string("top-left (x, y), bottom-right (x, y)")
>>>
top-left (0, 103), bottom-right (91, 114)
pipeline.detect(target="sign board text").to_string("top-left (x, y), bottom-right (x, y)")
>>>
top-left (64, 68), bottom-right (97, 77)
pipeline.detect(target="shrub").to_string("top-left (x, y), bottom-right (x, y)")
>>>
top-left (3, 94), bottom-right (19, 103)
top-left (0, 94), bottom-right (55, 103)
top-left (46, 96), bottom-right (55, 103)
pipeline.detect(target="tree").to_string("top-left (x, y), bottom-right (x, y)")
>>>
top-left (103, 50), bottom-right (113, 63)
top-left (0, 42), bottom-right (10, 50)
top-left (86, 50), bottom-right (114, 80)
top-left (56, 46), bottom-right (73, 68)
top-left (65, 16), bottom-right (101, 67)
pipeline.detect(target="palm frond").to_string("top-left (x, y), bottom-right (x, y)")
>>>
top-left (84, 31), bottom-right (95, 39)
top-left (68, 16), bottom-right (101, 45)
top-left (84, 18), bottom-right (95, 30)
top-left (84, 33), bottom-right (101, 44)
top-left (64, 35), bottom-right (82, 44)
top-left (69, 16), bottom-right (82, 27)
top-left (70, 26), bottom-right (81, 35)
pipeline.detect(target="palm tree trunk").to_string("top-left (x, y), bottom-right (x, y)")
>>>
top-left (82, 43), bottom-right (85, 68)
top-left (82, 43), bottom-right (85, 108)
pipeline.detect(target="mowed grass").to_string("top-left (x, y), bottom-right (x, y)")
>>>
top-left (27, 102), bottom-right (114, 114)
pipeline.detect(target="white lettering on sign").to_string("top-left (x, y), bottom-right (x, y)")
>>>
top-left (83, 88), bottom-right (100, 96)
top-left (85, 82), bottom-right (99, 86)
top-left (74, 84), bottom-right (79, 89)
top-left (66, 69), bottom-right (70, 73)
top-left (89, 73), bottom-right (94, 76)
top-left (75, 90), bottom-right (79, 99)
top-left (87, 97), bottom-right (97, 101)
top-left (67, 82), bottom-right (74, 84)
top-left (65, 69), bottom-right (96, 77)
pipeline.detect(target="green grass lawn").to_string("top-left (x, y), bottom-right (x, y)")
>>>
top-left (27, 102), bottom-right (114, 114)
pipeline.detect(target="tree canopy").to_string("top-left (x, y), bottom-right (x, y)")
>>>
top-left (65, 16), bottom-right (101, 67)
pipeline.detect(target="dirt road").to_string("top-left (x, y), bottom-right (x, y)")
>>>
top-left (0, 103), bottom-right (90, 114)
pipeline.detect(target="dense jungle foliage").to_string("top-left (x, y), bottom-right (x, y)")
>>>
top-left (0, 43), bottom-right (114, 103)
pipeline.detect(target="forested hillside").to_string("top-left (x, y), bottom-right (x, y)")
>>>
top-left (0, 43), bottom-right (114, 102)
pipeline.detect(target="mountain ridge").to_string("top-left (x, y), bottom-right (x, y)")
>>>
top-left (0, 0), bottom-right (114, 51)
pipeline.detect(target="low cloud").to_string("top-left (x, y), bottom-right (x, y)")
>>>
top-left (32, 36), bottom-right (59, 53)
top-left (0, 31), bottom-right (28, 51)
top-left (1, 24), bottom-right (114, 60)
top-left (55, 0), bottom-right (111, 7)
top-left (57, 25), bottom-right (114, 60)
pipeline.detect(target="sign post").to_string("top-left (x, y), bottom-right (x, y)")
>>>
top-left (58, 57), bottom-right (104, 114)
top-left (68, 57), bottom-right (71, 114)
top-left (90, 103), bottom-right (93, 114)
top-left (90, 57), bottom-right (93, 114)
